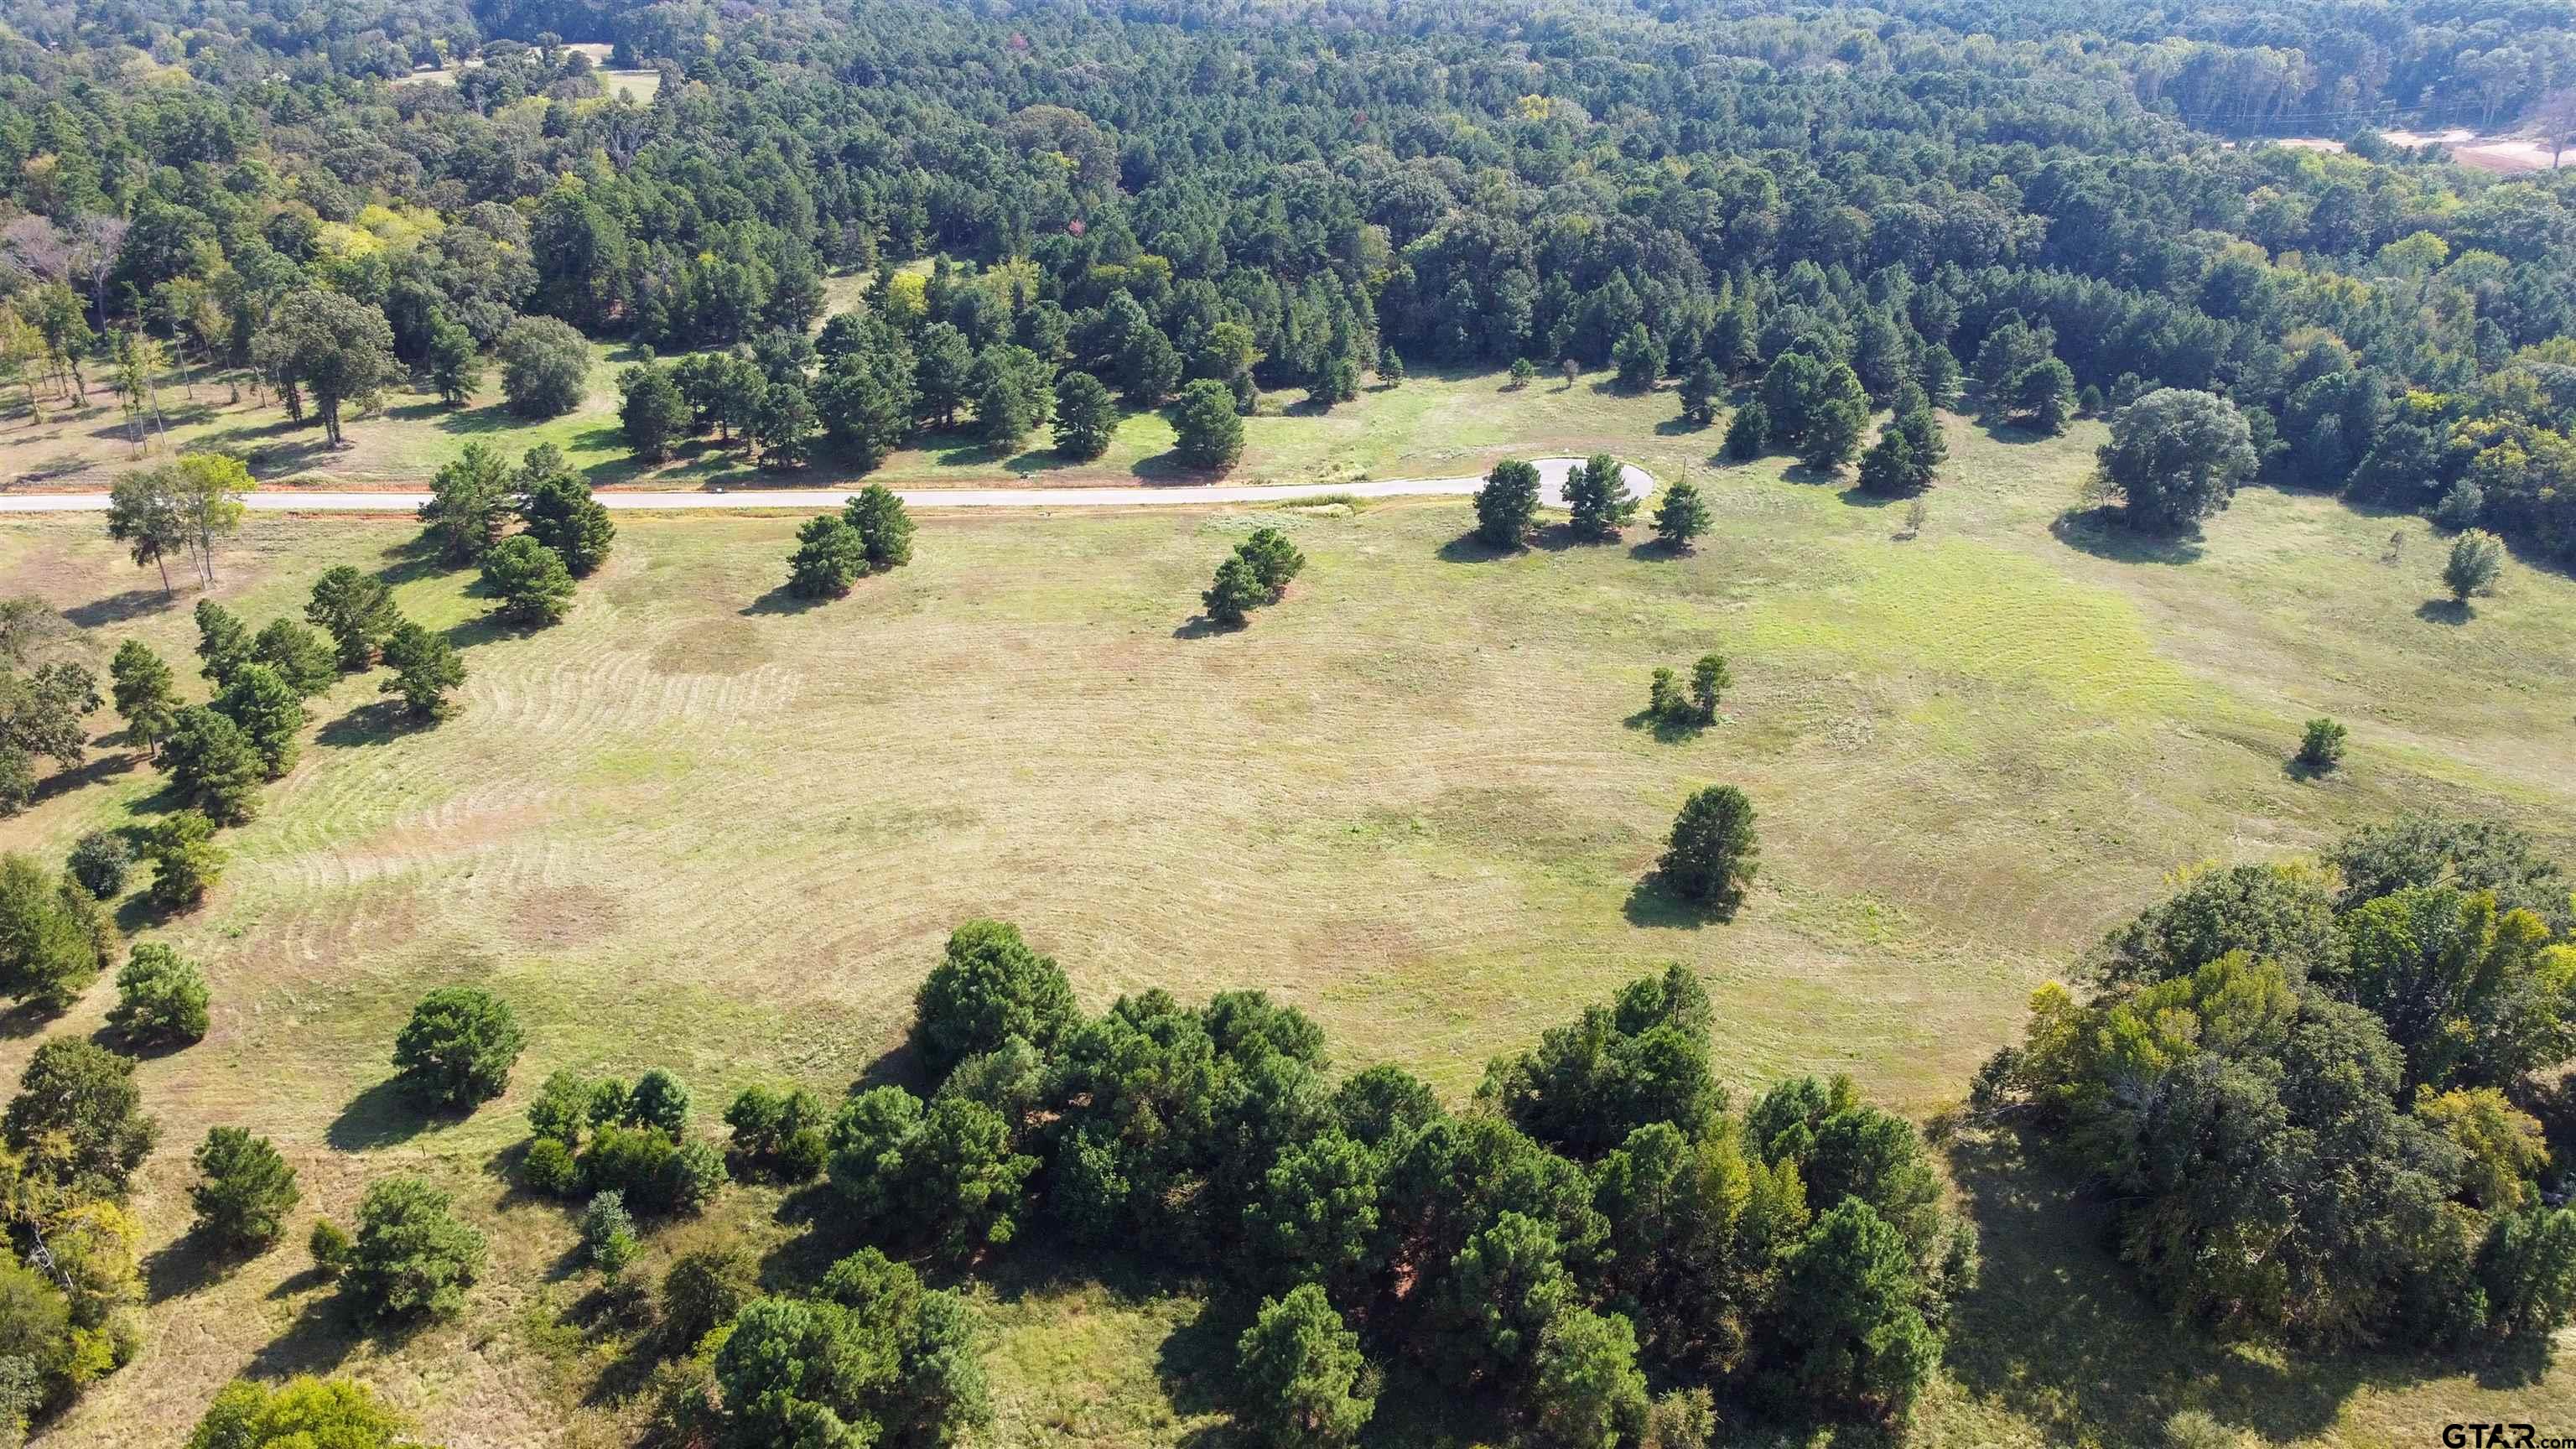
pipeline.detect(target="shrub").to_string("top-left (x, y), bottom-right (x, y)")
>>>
top-left (524, 1136), bottom-right (578, 1196)
top-left (391, 986), bottom-right (525, 1109)
top-left (345, 1176), bottom-right (486, 1323)
top-left (140, 809), bottom-right (226, 909)
top-left (1659, 785), bottom-right (1759, 914)
top-left (66, 832), bottom-right (130, 899)
top-left (0, 853), bottom-right (110, 1011)
top-left (479, 536), bottom-right (576, 627)
top-left (662, 1241), bottom-right (761, 1348)
top-left (106, 943), bottom-right (210, 1046)
top-left (189, 1127), bottom-right (299, 1253)
top-left (725, 1085), bottom-right (829, 1182)
top-left (2297, 717), bottom-right (2349, 773)
top-left (1239, 527), bottom-right (1305, 600)
top-left (1508, 358), bottom-right (1536, 388)
top-left (2445, 529), bottom-right (2504, 601)
top-left (629, 1068), bottom-right (693, 1137)
top-left (1647, 668), bottom-right (1687, 722)
top-left (787, 515), bottom-right (867, 600)
top-left (581, 1192), bottom-right (641, 1273)
top-left (308, 1220), bottom-right (352, 1277)
top-left (1722, 401), bottom-right (1768, 460)
top-left (1689, 654), bottom-right (1729, 723)
top-left (185, 1375), bottom-right (413, 1449)
top-left (2433, 480), bottom-right (2485, 532)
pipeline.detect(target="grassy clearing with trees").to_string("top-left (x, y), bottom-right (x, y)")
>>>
top-left (0, 419), bottom-right (2573, 1445)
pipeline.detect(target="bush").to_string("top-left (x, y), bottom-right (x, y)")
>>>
top-left (1647, 667), bottom-right (1687, 722)
top-left (1659, 785), bottom-right (1759, 914)
top-left (1508, 358), bottom-right (1537, 388)
top-left (189, 1126), bottom-right (299, 1253)
top-left (662, 1241), bottom-right (761, 1348)
top-left (1653, 479), bottom-right (1711, 550)
top-left (787, 515), bottom-right (867, 600)
top-left (391, 986), bottom-right (526, 1109)
top-left (1239, 527), bottom-right (1305, 600)
top-left (345, 1176), bottom-right (486, 1323)
top-left (725, 1084), bottom-right (828, 1182)
top-left (106, 943), bottom-right (210, 1046)
top-left (496, 315), bottom-right (591, 419)
top-left (629, 1068), bottom-right (692, 1138)
top-left (2445, 529), bottom-right (2504, 601)
top-left (66, 832), bottom-right (130, 899)
top-left (2433, 480), bottom-right (2485, 532)
top-left (581, 1192), bottom-right (641, 1273)
top-left (140, 809), bottom-right (226, 909)
top-left (524, 1136), bottom-right (578, 1196)
top-left (479, 536), bottom-right (576, 628)
top-left (2297, 717), bottom-right (2349, 773)
top-left (308, 1220), bottom-right (352, 1277)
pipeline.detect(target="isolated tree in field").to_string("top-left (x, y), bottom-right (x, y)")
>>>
top-left (392, 985), bottom-right (525, 1109)
top-left (252, 619), bottom-right (337, 699)
top-left (110, 638), bottom-right (177, 756)
top-left (67, 831), bottom-right (129, 899)
top-left (1648, 667), bottom-right (1688, 722)
top-left (380, 622), bottom-right (465, 719)
top-left (1722, 401), bottom-right (1768, 460)
top-left (1052, 371), bottom-right (1117, 460)
top-left (1659, 784), bottom-right (1758, 913)
top-left (1690, 653), bottom-right (1729, 723)
top-left (2095, 388), bottom-right (2257, 534)
top-left (215, 662), bottom-right (303, 778)
top-left (496, 315), bottom-right (591, 419)
top-left (255, 288), bottom-right (402, 445)
top-left (2445, 529), bottom-right (2504, 602)
top-left (480, 536), bottom-right (576, 628)
top-left (1678, 358), bottom-right (1722, 426)
top-left (519, 452), bottom-right (615, 577)
top-left (1235, 1284), bottom-right (1376, 1448)
top-left (616, 361), bottom-right (692, 462)
top-left (2297, 717), bottom-right (2349, 774)
top-left (1654, 478), bottom-right (1711, 549)
top-left (163, 453), bottom-right (255, 589)
top-left (1240, 527), bottom-right (1305, 600)
top-left (1378, 349), bottom-right (1405, 387)
top-left (1475, 459), bottom-right (1542, 548)
top-left (305, 566), bottom-right (400, 670)
top-left (1509, 358), bottom-right (1537, 389)
top-left (105, 469), bottom-right (187, 594)
top-left (1203, 553), bottom-right (1264, 627)
top-left (1174, 378), bottom-right (1246, 470)
top-left (159, 707), bottom-right (261, 826)
top-left (3, 1036), bottom-right (158, 1202)
top-left (0, 853), bottom-right (107, 1011)
top-left (190, 1126), bottom-right (299, 1253)
top-left (107, 943), bottom-right (210, 1046)
top-left (140, 809), bottom-right (225, 909)
top-left (911, 919), bottom-right (1078, 1075)
top-left (788, 515), bottom-right (868, 600)
top-left (345, 1176), bottom-right (486, 1323)
top-left (424, 313), bottom-right (480, 407)
top-left (844, 484), bottom-right (915, 571)
top-left (423, 440), bottom-right (516, 562)
top-left (195, 599), bottom-right (252, 686)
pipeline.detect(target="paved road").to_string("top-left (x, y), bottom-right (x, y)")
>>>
top-left (0, 457), bottom-right (1651, 514)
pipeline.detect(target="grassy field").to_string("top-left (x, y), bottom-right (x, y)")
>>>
top-left (3, 352), bottom-right (1692, 498)
top-left (1, 408), bottom-right (2573, 1446)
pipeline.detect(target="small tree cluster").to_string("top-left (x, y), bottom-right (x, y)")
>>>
top-left (524, 1067), bottom-right (728, 1217)
top-left (1201, 526), bottom-right (1306, 628)
top-left (787, 484), bottom-right (915, 600)
top-left (1644, 654), bottom-right (1730, 729)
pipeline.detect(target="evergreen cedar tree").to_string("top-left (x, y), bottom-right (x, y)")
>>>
top-left (786, 486), bottom-right (912, 600)
top-left (1660, 784), bottom-right (1760, 915)
top-left (391, 985), bottom-right (526, 1109)
top-left (1654, 478), bottom-right (1711, 548)
top-left (1201, 526), bottom-right (1306, 626)
top-left (1473, 459), bottom-right (1543, 548)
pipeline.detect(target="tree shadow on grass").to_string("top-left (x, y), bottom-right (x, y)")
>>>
top-left (434, 401), bottom-right (537, 438)
top-left (0, 1002), bottom-right (58, 1043)
top-left (1435, 532), bottom-right (1519, 564)
top-left (62, 588), bottom-right (179, 629)
top-left (373, 530), bottom-right (449, 589)
top-left (245, 1291), bottom-right (362, 1379)
top-left (2414, 597), bottom-right (2472, 626)
top-left (316, 699), bottom-right (407, 749)
top-left (143, 1232), bottom-right (230, 1305)
top-left (2049, 506), bottom-right (2204, 565)
top-left (1652, 416), bottom-right (1708, 437)
top-left (1940, 1127), bottom-right (2496, 1446)
top-left (740, 584), bottom-right (832, 617)
top-left (1153, 1285), bottom-right (1254, 1429)
top-left (1172, 615), bottom-right (1237, 640)
top-left (1623, 707), bottom-right (1705, 745)
top-left (1620, 873), bottom-right (1730, 930)
top-left (325, 1077), bottom-right (439, 1152)
top-left (1836, 486), bottom-right (1902, 510)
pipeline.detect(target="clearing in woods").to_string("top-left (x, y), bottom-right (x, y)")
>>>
top-left (1, 410), bottom-right (2573, 1446)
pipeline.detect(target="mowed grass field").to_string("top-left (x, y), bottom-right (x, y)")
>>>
top-left (2, 412), bottom-right (2573, 1447)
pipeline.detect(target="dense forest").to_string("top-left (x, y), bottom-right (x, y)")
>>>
top-left (0, 0), bottom-right (2573, 556)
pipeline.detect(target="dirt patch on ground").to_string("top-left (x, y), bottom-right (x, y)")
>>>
top-left (647, 617), bottom-right (775, 675)
top-left (508, 880), bottom-right (629, 949)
